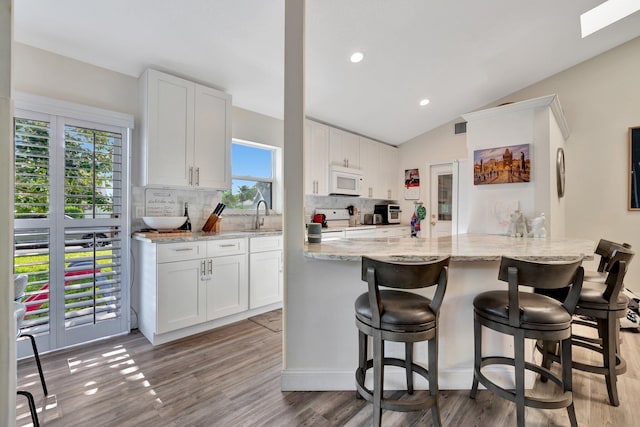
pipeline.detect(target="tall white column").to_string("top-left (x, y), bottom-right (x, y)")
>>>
top-left (0, 0), bottom-right (16, 424)
top-left (282, 0), bottom-right (305, 372)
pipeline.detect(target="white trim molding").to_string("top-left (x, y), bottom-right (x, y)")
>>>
top-left (14, 92), bottom-right (134, 129)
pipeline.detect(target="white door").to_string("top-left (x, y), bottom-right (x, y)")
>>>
top-left (429, 163), bottom-right (455, 238)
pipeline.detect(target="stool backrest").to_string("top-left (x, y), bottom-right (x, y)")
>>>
top-left (595, 239), bottom-right (633, 272)
top-left (498, 256), bottom-right (584, 324)
top-left (602, 249), bottom-right (633, 303)
top-left (498, 256), bottom-right (584, 290)
top-left (361, 256), bottom-right (450, 318)
top-left (361, 256), bottom-right (450, 290)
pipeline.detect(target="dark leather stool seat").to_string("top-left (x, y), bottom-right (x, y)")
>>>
top-left (355, 255), bottom-right (450, 427)
top-left (355, 290), bottom-right (436, 332)
top-left (539, 247), bottom-right (633, 407)
top-left (470, 256), bottom-right (584, 427)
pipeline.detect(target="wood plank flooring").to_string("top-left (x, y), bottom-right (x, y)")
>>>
top-left (17, 309), bottom-right (640, 426)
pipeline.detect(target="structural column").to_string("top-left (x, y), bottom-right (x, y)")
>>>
top-left (282, 0), bottom-right (305, 374)
top-left (0, 0), bottom-right (16, 424)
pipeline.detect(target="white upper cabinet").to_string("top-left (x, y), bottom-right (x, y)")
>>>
top-left (329, 127), bottom-right (360, 169)
top-left (304, 120), bottom-right (330, 196)
top-left (359, 137), bottom-right (379, 199)
top-left (194, 85), bottom-right (232, 189)
top-left (379, 143), bottom-right (399, 200)
top-left (137, 69), bottom-right (231, 189)
top-left (359, 137), bottom-right (398, 200)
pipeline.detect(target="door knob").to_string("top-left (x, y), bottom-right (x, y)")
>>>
top-left (431, 221), bottom-right (436, 226)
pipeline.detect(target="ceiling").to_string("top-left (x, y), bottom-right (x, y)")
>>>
top-left (13, 1), bottom-right (640, 145)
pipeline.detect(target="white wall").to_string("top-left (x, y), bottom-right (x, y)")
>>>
top-left (460, 98), bottom-right (566, 237)
top-left (399, 36), bottom-right (640, 291)
top-left (397, 122), bottom-right (467, 226)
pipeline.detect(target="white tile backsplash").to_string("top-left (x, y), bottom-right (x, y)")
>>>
top-left (132, 186), bottom-right (282, 232)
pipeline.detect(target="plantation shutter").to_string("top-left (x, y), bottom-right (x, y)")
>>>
top-left (63, 125), bottom-right (124, 329)
top-left (14, 117), bottom-right (52, 335)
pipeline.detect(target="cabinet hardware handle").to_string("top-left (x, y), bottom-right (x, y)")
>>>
top-left (189, 166), bottom-right (194, 185)
top-left (219, 243), bottom-right (236, 248)
top-left (200, 260), bottom-right (206, 276)
top-left (196, 167), bottom-right (200, 186)
top-left (174, 248), bottom-right (194, 252)
top-left (208, 259), bottom-right (213, 275)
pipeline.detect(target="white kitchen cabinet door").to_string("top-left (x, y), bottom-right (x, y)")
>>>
top-left (249, 250), bottom-right (283, 308)
top-left (304, 120), bottom-right (329, 195)
top-left (138, 69), bottom-right (231, 189)
top-left (379, 144), bottom-right (399, 200)
top-left (329, 127), bottom-right (360, 168)
top-left (206, 254), bottom-right (249, 320)
top-left (344, 227), bottom-right (377, 238)
top-left (157, 259), bottom-right (206, 334)
top-left (143, 69), bottom-right (195, 187)
top-left (376, 226), bottom-right (410, 238)
top-left (359, 137), bottom-right (380, 199)
top-left (194, 84), bottom-right (232, 189)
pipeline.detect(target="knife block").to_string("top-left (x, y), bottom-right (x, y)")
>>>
top-left (202, 213), bottom-right (220, 232)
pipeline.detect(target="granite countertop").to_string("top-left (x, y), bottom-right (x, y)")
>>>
top-left (304, 233), bottom-right (595, 262)
top-left (132, 229), bottom-right (282, 244)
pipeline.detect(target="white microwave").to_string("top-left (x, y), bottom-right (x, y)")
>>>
top-left (329, 165), bottom-right (363, 196)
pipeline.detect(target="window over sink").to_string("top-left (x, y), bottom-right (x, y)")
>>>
top-left (222, 139), bottom-right (282, 212)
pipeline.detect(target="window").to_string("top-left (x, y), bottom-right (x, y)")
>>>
top-left (13, 98), bottom-right (131, 355)
top-left (222, 140), bottom-right (279, 210)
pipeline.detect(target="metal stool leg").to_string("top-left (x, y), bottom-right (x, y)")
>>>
top-left (17, 390), bottom-right (40, 427)
top-left (22, 334), bottom-right (48, 396)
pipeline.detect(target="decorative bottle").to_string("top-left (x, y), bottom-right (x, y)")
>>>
top-left (180, 202), bottom-right (192, 231)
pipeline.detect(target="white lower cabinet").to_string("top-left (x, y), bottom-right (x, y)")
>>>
top-left (157, 258), bottom-right (206, 334)
top-left (135, 237), bottom-right (259, 345)
top-left (249, 236), bottom-right (283, 309)
top-left (205, 254), bottom-right (248, 320)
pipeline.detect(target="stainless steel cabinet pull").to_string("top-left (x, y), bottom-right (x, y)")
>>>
top-left (196, 167), bottom-right (200, 186)
top-left (200, 260), bottom-right (206, 276)
top-left (174, 248), bottom-right (194, 252)
top-left (208, 259), bottom-right (213, 275)
top-left (219, 243), bottom-right (236, 248)
top-left (189, 166), bottom-right (194, 185)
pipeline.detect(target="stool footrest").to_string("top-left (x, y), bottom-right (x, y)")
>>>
top-left (355, 357), bottom-right (437, 413)
top-left (475, 356), bottom-right (573, 410)
top-left (536, 338), bottom-right (627, 376)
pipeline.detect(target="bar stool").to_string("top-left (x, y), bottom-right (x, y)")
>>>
top-left (539, 247), bottom-right (634, 407)
top-left (583, 239), bottom-right (631, 284)
top-left (355, 255), bottom-right (450, 427)
top-left (14, 274), bottom-right (47, 427)
top-left (470, 256), bottom-right (584, 427)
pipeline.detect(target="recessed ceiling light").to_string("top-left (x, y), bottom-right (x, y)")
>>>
top-left (350, 52), bottom-right (364, 63)
top-left (581, 0), bottom-right (640, 38)
top-left (419, 99), bottom-right (430, 107)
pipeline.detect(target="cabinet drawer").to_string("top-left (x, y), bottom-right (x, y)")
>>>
top-left (250, 235), bottom-right (283, 253)
top-left (207, 238), bottom-right (247, 256)
top-left (376, 227), bottom-right (410, 238)
top-left (157, 242), bottom-right (206, 263)
top-left (345, 228), bottom-right (377, 238)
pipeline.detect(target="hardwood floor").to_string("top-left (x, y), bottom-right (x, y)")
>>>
top-left (17, 310), bottom-right (640, 426)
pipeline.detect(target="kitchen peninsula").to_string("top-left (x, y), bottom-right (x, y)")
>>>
top-left (281, 234), bottom-right (594, 391)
